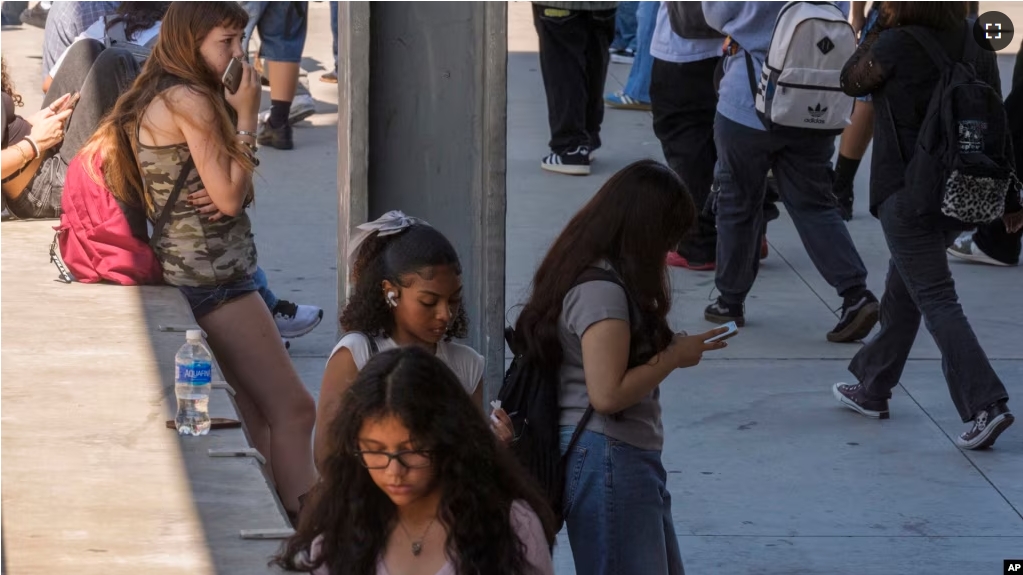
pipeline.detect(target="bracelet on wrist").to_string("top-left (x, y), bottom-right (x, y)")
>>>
top-left (14, 142), bottom-right (31, 166)
top-left (236, 130), bottom-right (256, 139)
top-left (23, 136), bottom-right (40, 159)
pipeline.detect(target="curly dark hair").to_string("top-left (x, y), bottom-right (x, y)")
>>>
top-left (273, 347), bottom-right (557, 575)
top-left (340, 223), bottom-right (469, 340)
top-left (1, 57), bottom-right (23, 107)
top-left (106, 2), bottom-right (172, 42)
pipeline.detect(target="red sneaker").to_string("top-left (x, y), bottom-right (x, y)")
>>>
top-left (760, 236), bottom-right (769, 260)
top-left (666, 252), bottom-right (715, 271)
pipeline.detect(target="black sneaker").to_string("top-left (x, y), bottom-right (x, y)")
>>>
top-left (272, 300), bottom-right (324, 338)
top-left (704, 298), bottom-right (745, 326)
top-left (833, 382), bottom-right (890, 419)
top-left (257, 120), bottom-right (293, 150)
top-left (541, 146), bottom-right (590, 176)
top-left (955, 402), bottom-right (1014, 450)
top-left (827, 289), bottom-right (879, 343)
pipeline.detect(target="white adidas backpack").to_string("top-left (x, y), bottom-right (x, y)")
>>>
top-left (750, 1), bottom-right (856, 133)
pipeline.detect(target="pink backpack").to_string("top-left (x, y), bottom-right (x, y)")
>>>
top-left (50, 153), bottom-right (192, 285)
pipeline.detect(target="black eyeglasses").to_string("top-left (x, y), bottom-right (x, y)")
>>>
top-left (355, 450), bottom-right (433, 469)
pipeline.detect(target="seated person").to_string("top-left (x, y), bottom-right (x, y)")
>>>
top-left (3, 45), bottom-right (140, 219)
top-left (43, 2), bottom-right (170, 93)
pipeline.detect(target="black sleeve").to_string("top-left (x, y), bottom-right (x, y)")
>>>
top-left (840, 27), bottom-right (889, 97)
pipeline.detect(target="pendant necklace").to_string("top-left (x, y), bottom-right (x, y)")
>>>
top-left (399, 516), bottom-right (437, 557)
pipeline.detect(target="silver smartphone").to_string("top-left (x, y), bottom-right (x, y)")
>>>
top-left (705, 321), bottom-right (739, 343)
top-left (221, 58), bottom-right (244, 94)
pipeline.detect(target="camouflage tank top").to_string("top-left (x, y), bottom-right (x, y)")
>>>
top-left (137, 143), bottom-right (257, 287)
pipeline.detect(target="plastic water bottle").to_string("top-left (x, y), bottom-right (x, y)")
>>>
top-left (174, 329), bottom-right (212, 436)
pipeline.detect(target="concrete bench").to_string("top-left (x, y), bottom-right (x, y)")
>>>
top-left (2, 220), bottom-right (288, 575)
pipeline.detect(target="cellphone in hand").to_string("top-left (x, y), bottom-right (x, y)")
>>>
top-left (56, 91), bottom-right (80, 113)
top-left (221, 58), bottom-right (244, 94)
top-left (705, 321), bottom-right (739, 344)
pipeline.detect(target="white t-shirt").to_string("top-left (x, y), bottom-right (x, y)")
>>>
top-left (49, 20), bottom-right (162, 77)
top-left (328, 333), bottom-right (484, 396)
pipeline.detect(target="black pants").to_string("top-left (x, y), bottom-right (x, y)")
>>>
top-left (852, 194), bottom-right (1007, 422)
top-left (973, 219), bottom-right (1022, 265)
top-left (650, 57), bottom-right (778, 263)
top-left (650, 57), bottom-right (720, 262)
top-left (532, 4), bottom-right (615, 154)
top-left (9, 40), bottom-right (140, 219)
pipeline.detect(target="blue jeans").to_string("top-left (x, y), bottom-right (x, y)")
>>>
top-left (330, 1), bottom-right (339, 72)
top-left (622, 1), bottom-right (656, 103)
top-left (560, 428), bottom-right (684, 575)
top-left (611, 1), bottom-right (638, 52)
top-left (252, 266), bottom-right (279, 311)
top-left (712, 113), bottom-right (868, 304)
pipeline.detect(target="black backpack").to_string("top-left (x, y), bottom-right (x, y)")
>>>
top-left (666, 2), bottom-right (724, 40)
top-left (888, 24), bottom-right (1018, 228)
top-left (498, 266), bottom-right (654, 533)
top-left (103, 16), bottom-right (159, 64)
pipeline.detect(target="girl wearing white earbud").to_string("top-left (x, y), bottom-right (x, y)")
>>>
top-left (315, 211), bottom-right (515, 472)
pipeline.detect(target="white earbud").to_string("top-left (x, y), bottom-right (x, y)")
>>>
top-left (386, 291), bottom-right (398, 308)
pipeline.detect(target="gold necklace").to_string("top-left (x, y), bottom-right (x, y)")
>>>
top-left (398, 516), bottom-right (437, 557)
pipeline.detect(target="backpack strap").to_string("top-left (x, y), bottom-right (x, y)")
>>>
top-left (902, 26), bottom-right (955, 71)
top-left (148, 156), bottom-right (195, 249)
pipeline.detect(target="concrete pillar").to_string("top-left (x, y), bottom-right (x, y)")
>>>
top-left (336, 2), bottom-right (508, 399)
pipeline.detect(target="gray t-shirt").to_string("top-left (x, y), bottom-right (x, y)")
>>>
top-left (557, 264), bottom-right (664, 451)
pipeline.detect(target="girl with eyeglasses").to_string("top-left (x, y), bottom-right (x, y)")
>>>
top-left (275, 346), bottom-right (556, 575)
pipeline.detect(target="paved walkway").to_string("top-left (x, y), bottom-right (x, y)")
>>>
top-left (2, 3), bottom-right (1023, 574)
top-left (507, 4), bottom-right (1023, 573)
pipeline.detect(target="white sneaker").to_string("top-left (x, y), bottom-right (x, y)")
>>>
top-left (257, 94), bottom-right (317, 127)
top-left (273, 300), bottom-right (324, 338)
top-left (946, 233), bottom-right (1011, 267)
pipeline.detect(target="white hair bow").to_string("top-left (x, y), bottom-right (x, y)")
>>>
top-left (346, 210), bottom-right (426, 271)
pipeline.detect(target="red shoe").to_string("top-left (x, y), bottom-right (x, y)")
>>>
top-left (666, 252), bottom-right (715, 271)
top-left (760, 236), bottom-right (769, 260)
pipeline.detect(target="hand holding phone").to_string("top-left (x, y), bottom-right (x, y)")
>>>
top-left (55, 91), bottom-right (80, 114)
top-left (221, 58), bottom-right (244, 95)
top-left (705, 321), bottom-right (739, 344)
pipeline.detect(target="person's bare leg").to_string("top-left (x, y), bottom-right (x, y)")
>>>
top-left (197, 293), bottom-right (316, 513)
top-left (834, 101), bottom-right (874, 221)
top-left (217, 359), bottom-right (275, 485)
top-left (839, 101), bottom-right (874, 159)
top-left (267, 61), bottom-right (299, 103)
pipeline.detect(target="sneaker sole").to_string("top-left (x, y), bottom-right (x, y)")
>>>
top-left (278, 311), bottom-right (324, 339)
top-left (946, 247), bottom-right (1011, 267)
top-left (956, 413), bottom-right (1014, 450)
top-left (541, 163), bottom-right (590, 176)
top-left (289, 107), bottom-right (316, 125)
top-left (833, 384), bottom-right (889, 419)
top-left (704, 311), bottom-right (745, 327)
top-left (605, 100), bottom-right (651, 111)
top-left (827, 302), bottom-right (879, 343)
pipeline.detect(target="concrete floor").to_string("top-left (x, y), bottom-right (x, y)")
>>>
top-left (3, 2), bottom-right (1023, 574)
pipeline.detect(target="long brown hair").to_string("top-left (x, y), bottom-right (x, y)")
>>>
top-left (1, 56), bottom-right (23, 108)
top-left (82, 1), bottom-right (252, 211)
top-left (880, 2), bottom-right (967, 30)
top-left (513, 159), bottom-right (695, 372)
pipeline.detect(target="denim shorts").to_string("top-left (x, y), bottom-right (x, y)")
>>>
top-left (178, 275), bottom-right (259, 320)
top-left (245, 1), bottom-right (308, 63)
